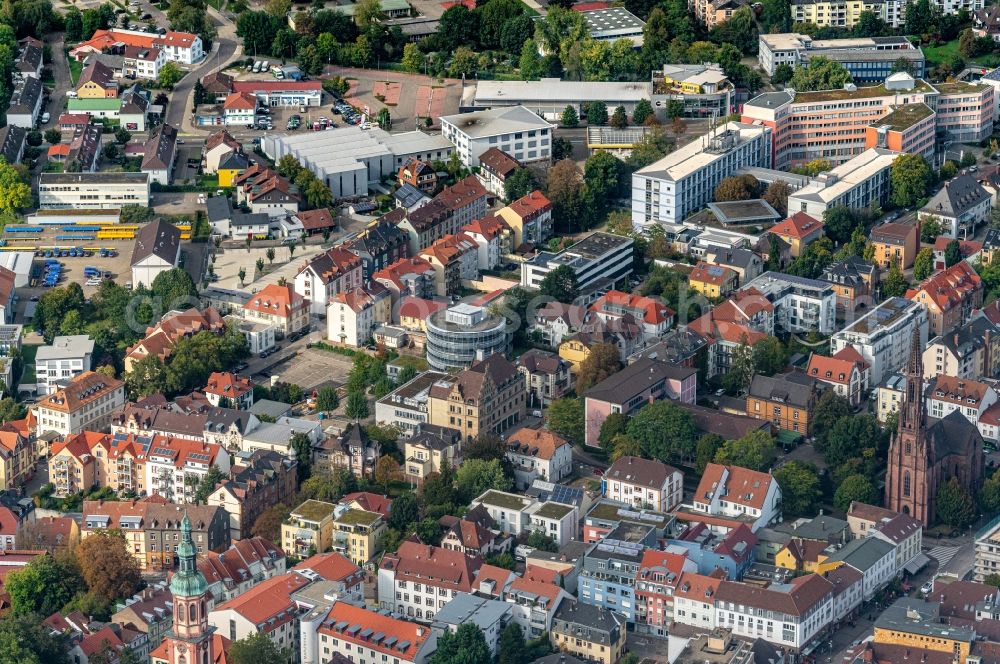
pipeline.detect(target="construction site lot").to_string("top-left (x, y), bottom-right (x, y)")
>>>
top-left (322, 66), bottom-right (464, 130)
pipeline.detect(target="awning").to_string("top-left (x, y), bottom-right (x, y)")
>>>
top-left (904, 552), bottom-right (932, 575)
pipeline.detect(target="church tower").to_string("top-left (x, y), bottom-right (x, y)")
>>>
top-left (161, 513), bottom-right (215, 664)
top-left (884, 327), bottom-right (934, 524)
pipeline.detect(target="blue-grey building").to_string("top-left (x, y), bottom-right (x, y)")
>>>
top-left (578, 523), bottom-right (656, 623)
top-left (665, 522), bottom-right (756, 580)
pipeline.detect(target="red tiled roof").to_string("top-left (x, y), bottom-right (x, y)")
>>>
top-left (506, 427), bottom-right (569, 461)
top-left (398, 296), bottom-right (446, 319)
top-left (906, 260), bottom-right (982, 312)
top-left (232, 80), bottom-right (322, 93)
top-left (690, 261), bottom-right (736, 287)
top-left (927, 374), bottom-right (991, 406)
top-left (806, 351), bottom-right (864, 385)
top-left (508, 576), bottom-right (564, 607)
top-left (295, 208), bottom-right (335, 231)
top-left (769, 212), bottom-right (824, 240)
top-left (47, 144), bottom-right (70, 157)
top-left (294, 551), bottom-right (363, 583)
top-left (505, 190), bottom-right (551, 219)
top-left (462, 213), bottom-right (510, 241)
top-left (342, 492), bottom-right (393, 517)
top-left (212, 573), bottom-right (310, 628)
top-left (696, 463), bottom-right (775, 511)
top-left (373, 257), bottom-right (436, 291)
top-left (933, 236), bottom-right (982, 256)
top-left (319, 602), bottom-right (431, 660)
top-left (244, 284), bottom-right (305, 318)
top-left (204, 371), bottom-right (252, 399)
top-left (224, 91), bottom-right (256, 110)
top-left (591, 290), bottom-right (674, 326)
top-left (673, 571), bottom-right (721, 602)
top-left (0, 507), bottom-right (17, 536)
top-left (380, 541), bottom-right (482, 592)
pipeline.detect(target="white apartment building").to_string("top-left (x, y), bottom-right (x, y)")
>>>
top-left (875, 373), bottom-right (906, 423)
top-left (672, 573), bottom-right (720, 631)
top-left (603, 456), bottom-right (684, 513)
top-left (505, 428), bottom-right (573, 489)
top-left (326, 286), bottom-right (390, 348)
top-left (377, 541), bottom-right (481, 622)
top-left (470, 490), bottom-right (536, 536)
top-left (294, 247), bottom-right (363, 316)
top-left (144, 438), bottom-right (231, 505)
top-left (374, 371), bottom-right (448, 436)
top-left (689, 463), bottom-right (783, 533)
top-left (868, 513), bottom-right (923, 574)
top-left (715, 575), bottom-right (834, 651)
top-left (34, 371), bottom-right (126, 437)
top-left (631, 122), bottom-right (772, 229)
top-left (975, 515), bottom-right (1000, 582)
top-left (208, 572), bottom-right (309, 659)
top-left (830, 297), bottom-right (929, 384)
top-left (520, 232), bottom-right (634, 296)
top-left (302, 601), bottom-right (437, 664)
top-left (440, 106), bottom-right (552, 168)
top-left (744, 272), bottom-right (838, 336)
top-left (525, 501), bottom-right (578, 548)
top-left (925, 374), bottom-right (997, 423)
top-left (34, 335), bottom-right (94, 395)
top-left (787, 148), bottom-right (899, 218)
top-left (822, 537), bottom-right (896, 600)
top-left (38, 172), bottom-right (151, 209)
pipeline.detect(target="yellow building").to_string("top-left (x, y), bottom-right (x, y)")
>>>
top-left (791, 0), bottom-right (885, 28)
top-left (281, 499), bottom-right (336, 559)
top-left (404, 427), bottom-right (462, 485)
top-left (551, 601), bottom-right (626, 664)
top-left (0, 428), bottom-right (34, 492)
top-left (331, 508), bottom-right (386, 566)
top-left (873, 598), bottom-right (973, 661)
top-left (558, 337), bottom-right (591, 373)
top-left (688, 262), bottom-right (738, 298)
top-left (775, 538), bottom-right (830, 573)
top-left (426, 355), bottom-right (527, 441)
top-left (218, 166), bottom-right (240, 187)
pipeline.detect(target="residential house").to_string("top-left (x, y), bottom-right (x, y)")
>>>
top-left (550, 601), bottom-right (626, 664)
top-left (906, 260), bottom-right (983, 336)
top-left (373, 257), bottom-right (436, 307)
top-left (35, 335), bottom-right (94, 396)
top-left (746, 372), bottom-right (824, 435)
top-left (243, 284), bottom-right (309, 335)
top-left (124, 307), bottom-right (226, 372)
top-left (683, 463), bottom-right (783, 533)
top-left (559, 317), bottom-right (643, 371)
top-left (377, 541), bottom-right (483, 621)
top-left (634, 550), bottom-right (699, 636)
top-left (34, 371), bottom-right (126, 437)
top-left (667, 522), bottom-right (757, 579)
top-left (506, 427), bottom-right (572, 489)
top-left (312, 424), bottom-right (381, 479)
top-left (532, 301), bottom-right (590, 347)
top-left (6, 76), bottom-right (42, 128)
top-left (223, 91), bottom-right (256, 126)
top-left (403, 424), bottom-right (461, 486)
top-left (199, 536), bottom-right (287, 607)
top-left (817, 537), bottom-right (896, 600)
top-left (590, 290), bottom-right (674, 340)
top-left (141, 123), bottom-right (178, 186)
top-left (280, 500), bottom-right (336, 559)
top-left (578, 523), bottom-right (656, 622)
top-left (66, 124), bottom-right (102, 172)
top-left (397, 158), bottom-right (437, 193)
top-left (920, 174), bottom-right (992, 239)
top-left (517, 349), bottom-right (573, 409)
top-left (0, 426), bottom-right (33, 492)
top-left (689, 262), bottom-right (740, 298)
top-left (805, 346), bottom-right (871, 408)
top-left (462, 213), bottom-right (513, 271)
top-left (207, 572), bottom-right (310, 659)
top-left (932, 236), bottom-right (982, 270)
top-left (129, 219), bottom-right (180, 288)
top-left (505, 573), bottom-right (571, 638)
top-left (744, 271), bottom-right (838, 335)
top-left (295, 247), bottom-right (363, 316)
top-left (767, 212), bottom-right (825, 257)
top-left (76, 60), bottom-right (118, 98)
top-left (327, 285), bottom-right (392, 347)
top-left (671, 572), bottom-right (722, 632)
top-left (206, 450), bottom-right (297, 541)
top-left (203, 372), bottom-right (254, 410)
top-left (830, 297), bottom-right (929, 384)
top-left (583, 358), bottom-right (697, 446)
top-left (304, 601), bottom-right (437, 664)
top-left (426, 355), bottom-right (527, 441)
top-left (477, 147), bottom-right (519, 198)
top-left (869, 512), bottom-right (923, 574)
top-left (926, 374), bottom-right (997, 426)
top-left (922, 314), bottom-right (1000, 380)
top-left (820, 256), bottom-right (879, 315)
top-left (0, 125), bottom-right (26, 166)
top-left (418, 233), bottom-right (479, 297)
top-left (702, 247), bottom-right (765, 286)
top-left (346, 218), bottom-right (411, 280)
top-left (602, 456), bottom-right (684, 512)
top-left (870, 222), bottom-right (919, 269)
top-left (292, 550), bottom-right (363, 605)
top-left (496, 190), bottom-right (553, 249)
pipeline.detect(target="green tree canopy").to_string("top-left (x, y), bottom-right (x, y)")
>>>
top-left (538, 264), bottom-right (579, 303)
top-left (788, 56), bottom-right (852, 91)
top-left (456, 458), bottom-right (513, 502)
top-left (626, 400), bottom-right (698, 465)
top-left (546, 398), bottom-right (584, 445)
top-left (773, 460), bottom-right (823, 517)
top-left (834, 473), bottom-right (879, 512)
top-left (936, 476), bottom-right (976, 528)
top-left (0, 613), bottom-right (71, 664)
top-left (5, 554), bottom-right (83, 616)
top-left (229, 633), bottom-right (288, 664)
top-left (890, 154), bottom-right (932, 208)
top-left (429, 622), bottom-right (491, 664)
top-left (714, 431), bottom-right (778, 472)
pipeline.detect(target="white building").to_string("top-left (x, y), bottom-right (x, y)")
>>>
top-left (975, 514), bottom-right (1000, 582)
top-left (377, 541), bottom-right (482, 622)
top-left (38, 172), bottom-right (150, 210)
top-left (786, 148), bottom-right (899, 218)
top-left (294, 246), bottom-right (363, 316)
top-left (301, 601), bottom-right (437, 664)
top-left (868, 513), bottom-right (923, 574)
top-left (822, 537), bottom-right (896, 600)
top-left (520, 232), bottom-right (634, 296)
top-left (757, 33), bottom-right (925, 79)
top-left (525, 501), bottom-right (579, 547)
top-left (130, 219), bottom-right (181, 289)
top-left (440, 106), bottom-right (552, 168)
top-left (470, 490), bottom-right (535, 536)
top-left (6, 77), bottom-right (42, 129)
top-left (744, 272), bottom-right (838, 336)
top-left (263, 127), bottom-right (454, 200)
top-left (919, 173), bottom-right (992, 239)
top-left (688, 463), bottom-right (783, 533)
top-left (603, 456), bottom-right (684, 513)
top-left (463, 79), bottom-right (654, 120)
top-left (830, 297), bottom-right (929, 384)
top-left (35, 335), bottom-right (94, 395)
top-left (143, 437), bottom-right (231, 504)
top-left (715, 575), bottom-right (834, 651)
top-left (505, 428), bottom-right (573, 489)
top-left (227, 316), bottom-right (275, 355)
top-left (33, 371), bottom-right (126, 437)
top-left (432, 593), bottom-right (511, 656)
top-left (326, 286), bottom-right (390, 348)
top-left (374, 371), bottom-right (447, 436)
top-left (926, 374), bottom-right (997, 424)
top-left (631, 122), bottom-right (772, 229)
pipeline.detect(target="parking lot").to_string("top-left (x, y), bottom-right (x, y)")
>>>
top-left (323, 66), bottom-right (464, 131)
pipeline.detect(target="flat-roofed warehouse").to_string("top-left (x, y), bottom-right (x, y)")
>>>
top-left (262, 127), bottom-right (453, 199)
top-left (461, 79), bottom-right (654, 119)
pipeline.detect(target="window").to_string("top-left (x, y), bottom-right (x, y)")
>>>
top-left (903, 471), bottom-right (911, 497)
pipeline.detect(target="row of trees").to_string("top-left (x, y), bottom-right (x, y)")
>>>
top-left (276, 154), bottom-right (334, 210)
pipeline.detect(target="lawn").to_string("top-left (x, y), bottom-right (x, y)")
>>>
top-left (68, 57), bottom-right (82, 85)
top-left (920, 38), bottom-right (997, 66)
top-left (20, 344), bottom-right (37, 386)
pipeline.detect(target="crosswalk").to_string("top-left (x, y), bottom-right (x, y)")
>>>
top-left (927, 545), bottom-right (961, 569)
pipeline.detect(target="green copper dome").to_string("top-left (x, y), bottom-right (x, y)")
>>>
top-left (170, 512), bottom-right (209, 597)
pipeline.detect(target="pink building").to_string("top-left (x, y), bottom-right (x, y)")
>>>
top-left (582, 358), bottom-right (697, 447)
top-left (742, 75), bottom-right (994, 169)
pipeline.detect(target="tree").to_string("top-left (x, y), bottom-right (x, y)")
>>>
top-left (519, 39), bottom-right (544, 79)
top-left (401, 42), bottom-right (424, 72)
top-left (794, 159), bottom-right (833, 177)
top-left (345, 390), bottom-right (369, 419)
top-left (102, 143), bottom-right (119, 162)
top-left (710, 6), bottom-right (757, 54)
top-left (430, 623), bottom-right (491, 664)
top-left (538, 264), bottom-right (579, 303)
top-left (773, 461), bottom-right (822, 517)
top-left (834, 473), bottom-right (879, 512)
top-left (230, 633), bottom-right (288, 664)
top-left (526, 530), bottom-right (559, 552)
top-left (937, 476), bottom-right (976, 528)
top-left (546, 397), bottom-right (584, 445)
top-left (316, 385), bottom-right (339, 412)
top-left (157, 61), bottom-right (184, 88)
top-left (696, 433), bottom-right (724, 473)
top-left (632, 99), bottom-right (654, 125)
top-left (151, 268), bottom-right (198, 308)
top-left (266, 247), bottom-right (276, 265)
top-left (65, 7), bottom-right (84, 41)
top-left (788, 56), bottom-right (852, 91)
top-left (456, 458), bottom-right (512, 502)
top-left (251, 503), bottom-right (290, 541)
top-left (584, 151), bottom-right (627, 206)
top-left (290, 432), bottom-right (312, 481)
top-left (822, 206), bottom-right (862, 245)
top-left (547, 160), bottom-right (587, 233)
top-left (375, 455), bottom-right (400, 488)
top-left (715, 174), bottom-right (760, 202)
top-left (883, 259), bottom-right (909, 298)
top-left (714, 431), bottom-right (778, 472)
top-left (388, 493), bottom-right (419, 533)
top-left (944, 239), bottom-right (962, 268)
top-left (5, 554), bottom-right (84, 616)
top-left (771, 63), bottom-right (794, 85)
top-left (0, 159), bottom-right (32, 216)
top-left (498, 623), bottom-right (530, 664)
top-left (114, 127), bottom-right (132, 145)
top-left (76, 530), bottom-right (141, 604)
top-left (760, 0), bottom-right (791, 32)
top-left (505, 168), bottom-right (539, 203)
top-left (598, 412), bottom-right (630, 452)
top-left (125, 354), bottom-right (169, 398)
top-left (438, 5), bottom-right (479, 51)
top-left (763, 181), bottom-right (791, 216)
top-left (609, 434), bottom-right (643, 461)
top-left (0, 613), bottom-right (71, 664)
top-left (890, 153), bottom-right (932, 208)
top-left (626, 400), bottom-right (698, 465)
top-left (913, 247), bottom-right (934, 281)
top-left (610, 105), bottom-right (628, 129)
top-left (586, 101), bottom-right (608, 126)
top-left (853, 9), bottom-right (887, 36)
top-left (752, 336), bottom-right (787, 376)
top-left (560, 105), bottom-right (579, 128)
top-left (43, 129), bottom-right (60, 145)
top-left (193, 465), bottom-right (224, 504)
top-left (577, 343), bottom-right (621, 392)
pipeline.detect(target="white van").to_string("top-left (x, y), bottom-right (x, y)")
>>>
top-left (252, 61), bottom-right (262, 73)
